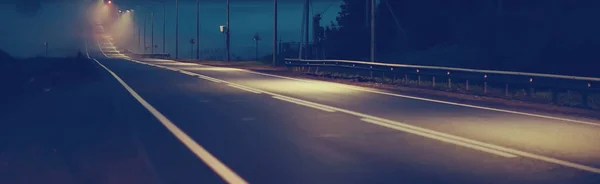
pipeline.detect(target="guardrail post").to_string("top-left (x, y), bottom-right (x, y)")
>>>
top-left (447, 72), bottom-right (451, 89)
top-left (582, 82), bottom-right (591, 108)
top-left (432, 76), bottom-right (436, 88)
top-left (528, 78), bottom-right (534, 98)
top-left (484, 75), bottom-right (488, 93)
top-left (505, 84), bottom-right (509, 96)
top-left (404, 74), bottom-right (408, 85)
top-left (466, 80), bottom-right (469, 91)
top-left (417, 69), bottom-right (421, 86)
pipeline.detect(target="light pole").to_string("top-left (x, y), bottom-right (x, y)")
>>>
top-left (163, 1), bottom-right (166, 53)
top-left (144, 13), bottom-right (147, 53)
top-left (370, 0), bottom-right (375, 62)
top-left (135, 11), bottom-right (141, 52)
top-left (151, 11), bottom-right (155, 54)
top-left (273, 0), bottom-right (278, 66)
top-left (196, 0), bottom-right (200, 60)
top-left (304, 0), bottom-right (309, 59)
top-left (226, 0), bottom-right (230, 62)
top-left (175, 0), bottom-right (179, 59)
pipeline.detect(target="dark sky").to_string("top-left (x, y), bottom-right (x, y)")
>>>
top-left (1, 0), bottom-right (341, 58)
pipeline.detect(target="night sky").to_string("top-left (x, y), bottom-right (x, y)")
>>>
top-left (0, 0), bottom-right (342, 58)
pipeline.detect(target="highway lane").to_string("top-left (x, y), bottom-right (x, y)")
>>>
top-left (140, 58), bottom-right (600, 168)
top-left (87, 56), bottom-right (600, 183)
top-left (90, 24), bottom-right (600, 182)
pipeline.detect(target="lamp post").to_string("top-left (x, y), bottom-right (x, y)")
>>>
top-left (370, 0), bottom-right (375, 62)
top-left (225, 0), bottom-right (230, 62)
top-left (163, 1), bottom-right (166, 53)
top-left (175, 0), bottom-right (179, 59)
top-left (273, 0), bottom-right (278, 66)
top-left (151, 11), bottom-right (155, 54)
top-left (144, 12), bottom-right (147, 53)
top-left (196, 0), bottom-right (200, 60)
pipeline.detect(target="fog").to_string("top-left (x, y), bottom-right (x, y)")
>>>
top-left (0, 0), bottom-right (340, 59)
top-left (0, 1), bottom-right (89, 58)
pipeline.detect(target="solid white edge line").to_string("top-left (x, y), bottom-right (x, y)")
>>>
top-left (125, 58), bottom-right (600, 174)
top-left (240, 69), bottom-right (600, 127)
top-left (91, 58), bottom-right (248, 184)
top-left (272, 96), bottom-right (336, 112)
top-left (360, 118), bottom-right (517, 158)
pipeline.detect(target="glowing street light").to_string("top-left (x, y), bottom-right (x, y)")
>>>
top-left (108, 1), bottom-right (112, 4)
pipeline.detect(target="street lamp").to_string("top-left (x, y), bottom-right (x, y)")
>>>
top-left (226, 0), bottom-right (230, 62)
top-left (273, 0), bottom-right (278, 66)
top-left (175, 0), bottom-right (179, 59)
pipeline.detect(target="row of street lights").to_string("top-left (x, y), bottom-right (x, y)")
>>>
top-left (107, 0), bottom-right (278, 65)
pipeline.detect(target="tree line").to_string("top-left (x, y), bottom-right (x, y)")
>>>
top-left (319, 0), bottom-right (600, 76)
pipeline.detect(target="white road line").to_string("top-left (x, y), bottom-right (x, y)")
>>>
top-left (91, 58), bottom-right (248, 184)
top-left (239, 69), bottom-right (600, 127)
top-left (272, 96), bottom-right (336, 112)
top-left (228, 84), bottom-right (263, 94)
top-left (360, 118), bottom-right (517, 158)
top-left (179, 70), bottom-right (199, 76)
top-left (198, 76), bottom-right (223, 83)
top-left (198, 75), bottom-right (225, 83)
top-left (126, 58), bottom-right (600, 175)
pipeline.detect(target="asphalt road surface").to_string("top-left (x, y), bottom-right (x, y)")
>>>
top-left (90, 26), bottom-right (600, 183)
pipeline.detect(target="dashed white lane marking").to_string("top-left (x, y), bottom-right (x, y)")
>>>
top-left (272, 96), bottom-right (337, 112)
top-left (228, 84), bottom-right (263, 94)
top-left (239, 68), bottom-right (600, 127)
top-left (126, 58), bottom-right (600, 174)
top-left (360, 118), bottom-right (517, 158)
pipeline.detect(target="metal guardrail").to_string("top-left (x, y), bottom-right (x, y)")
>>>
top-left (123, 49), bottom-right (171, 59)
top-left (284, 58), bottom-right (599, 108)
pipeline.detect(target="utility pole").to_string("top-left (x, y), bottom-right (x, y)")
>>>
top-left (144, 13), bottom-right (147, 53)
top-left (304, 0), bottom-right (309, 59)
top-left (196, 0), bottom-right (200, 60)
top-left (370, 0), bottom-right (375, 62)
top-left (273, 0), bottom-right (278, 66)
top-left (226, 0), bottom-right (230, 62)
top-left (175, 0), bottom-right (179, 59)
top-left (163, 2), bottom-right (166, 53)
top-left (136, 13), bottom-right (141, 52)
top-left (151, 11), bottom-right (155, 54)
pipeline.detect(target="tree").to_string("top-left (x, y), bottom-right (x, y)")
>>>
top-left (323, 0), bottom-right (370, 60)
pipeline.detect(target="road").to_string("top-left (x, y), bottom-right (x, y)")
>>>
top-left (90, 26), bottom-right (600, 184)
